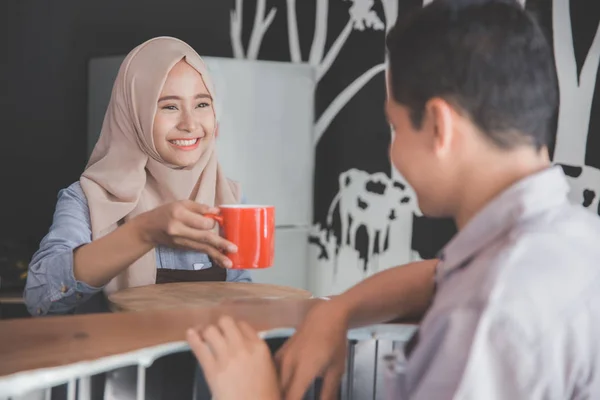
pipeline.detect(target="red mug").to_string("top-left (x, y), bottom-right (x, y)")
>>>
top-left (205, 205), bottom-right (275, 269)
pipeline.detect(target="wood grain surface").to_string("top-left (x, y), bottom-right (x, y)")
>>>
top-left (0, 298), bottom-right (318, 378)
top-left (107, 282), bottom-right (313, 312)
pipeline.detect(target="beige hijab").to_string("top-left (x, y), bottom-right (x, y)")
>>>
top-left (80, 37), bottom-right (240, 294)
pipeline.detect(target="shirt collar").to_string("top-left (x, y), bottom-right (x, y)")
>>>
top-left (436, 166), bottom-right (570, 280)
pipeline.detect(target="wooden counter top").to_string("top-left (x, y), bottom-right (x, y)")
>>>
top-left (108, 282), bottom-right (312, 312)
top-left (0, 298), bottom-right (318, 378)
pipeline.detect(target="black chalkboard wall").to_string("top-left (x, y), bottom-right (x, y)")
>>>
top-left (1, 0), bottom-right (599, 293)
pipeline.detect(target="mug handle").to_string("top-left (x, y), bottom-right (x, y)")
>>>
top-left (204, 213), bottom-right (224, 225)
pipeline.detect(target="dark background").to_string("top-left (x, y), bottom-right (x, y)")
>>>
top-left (1, 0), bottom-right (600, 285)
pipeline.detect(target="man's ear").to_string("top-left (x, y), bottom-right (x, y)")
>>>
top-left (425, 98), bottom-right (455, 156)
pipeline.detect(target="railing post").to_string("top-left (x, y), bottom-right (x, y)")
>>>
top-left (341, 340), bottom-right (357, 400)
top-left (66, 379), bottom-right (76, 400)
top-left (136, 364), bottom-right (146, 400)
top-left (77, 376), bottom-right (91, 400)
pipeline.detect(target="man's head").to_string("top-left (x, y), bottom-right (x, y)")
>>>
top-left (385, 0), bottom-right (558, 217)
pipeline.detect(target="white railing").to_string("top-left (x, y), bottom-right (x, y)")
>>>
top-left (0, 324), bottom-right (416, 400)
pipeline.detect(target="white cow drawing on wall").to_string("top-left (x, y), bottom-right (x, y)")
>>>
top-left (312, 168), bottom-right (420, 276)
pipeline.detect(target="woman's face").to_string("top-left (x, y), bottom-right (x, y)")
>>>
top-left (153, 60), bottom-right (215, 167)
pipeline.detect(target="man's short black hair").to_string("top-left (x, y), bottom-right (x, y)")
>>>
top-left (385, 0), bottom-right (558, 150)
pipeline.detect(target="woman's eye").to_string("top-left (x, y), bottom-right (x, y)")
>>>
top-left (197, 102), bottom-right (210, 108)
top-left (162, 105), bottom-right (177, 111)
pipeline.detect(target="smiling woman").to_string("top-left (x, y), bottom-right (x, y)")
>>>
top-left (154, 61), bottom-right (216, 166)
top-left (23, 37), bottom-right (251, 318)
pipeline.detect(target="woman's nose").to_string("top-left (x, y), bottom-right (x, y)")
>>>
top-left (177, 110), bottom-right (198, 132)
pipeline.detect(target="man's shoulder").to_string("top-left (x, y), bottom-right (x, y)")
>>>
top-left (502, 204), bottom-right (600, 283)
top-left (479, 212), bottom-right (600, 339)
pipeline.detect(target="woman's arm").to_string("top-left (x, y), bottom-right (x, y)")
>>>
top-left (24, 183), bottom-right (103, 315)
top-left (71, 216), bottom-right (153, 287)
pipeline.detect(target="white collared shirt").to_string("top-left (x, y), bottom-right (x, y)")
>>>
top-left (405, 166), bottom-right (600, 400)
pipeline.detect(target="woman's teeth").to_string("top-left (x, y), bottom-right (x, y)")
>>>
top-left (170, 138), bottom-right (198, 146)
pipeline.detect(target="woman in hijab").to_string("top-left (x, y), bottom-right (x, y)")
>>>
top-left (24, 36), bottom-right (250, 316)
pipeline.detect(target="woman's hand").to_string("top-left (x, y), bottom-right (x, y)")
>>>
top-left (187, 317), bottom-right (281, 400)
top-left (134, 200), bottom-right (237, 268)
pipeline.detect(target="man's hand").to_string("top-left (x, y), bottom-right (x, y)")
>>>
top-left (275, 300), bottom-right (350, 400)
top-left (187, 317), bottom-right (281, 400)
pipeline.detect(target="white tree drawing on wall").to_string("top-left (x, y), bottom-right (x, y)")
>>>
top-left (229, 0), bottom-right (394, 144)
top-left (230, 0), bottom-right (277, 59)
top-left (551, 0), bottom-right (600, 214)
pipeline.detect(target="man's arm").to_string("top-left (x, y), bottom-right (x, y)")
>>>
top-left (277, 259), bottom-right (437, 400)
top-left (334, 258), bottom-right (437, 327)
